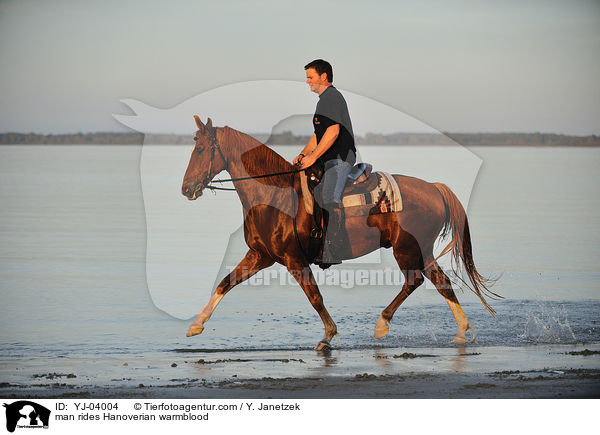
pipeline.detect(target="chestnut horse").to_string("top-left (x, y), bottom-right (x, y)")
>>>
top-left (182, 116), bottom-right (498, 351)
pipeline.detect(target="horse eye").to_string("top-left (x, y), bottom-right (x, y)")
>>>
top-left (193, 136), bottom-right (198, 141)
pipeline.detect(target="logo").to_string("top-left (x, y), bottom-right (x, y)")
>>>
top-left (3, 401), bottom-right (50, 433)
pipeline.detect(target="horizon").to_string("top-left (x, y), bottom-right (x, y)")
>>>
top-left (1, 130), bottom-right (597, 137)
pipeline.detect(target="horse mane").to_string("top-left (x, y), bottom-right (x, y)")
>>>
top-left (224, 127), bottom-right (295, 188)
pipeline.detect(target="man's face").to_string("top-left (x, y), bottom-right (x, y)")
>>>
top-left (305, 68), bottom-right (329, 94)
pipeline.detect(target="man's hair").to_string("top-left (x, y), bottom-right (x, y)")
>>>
top-left (304, 59), bottom-right (333, 83)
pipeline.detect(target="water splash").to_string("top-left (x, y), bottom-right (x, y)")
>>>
top-left (520, 301), bottom-right (576, 343)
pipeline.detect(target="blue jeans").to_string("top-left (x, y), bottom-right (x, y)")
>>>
top-left (321, 156), bottom-right (355, 206)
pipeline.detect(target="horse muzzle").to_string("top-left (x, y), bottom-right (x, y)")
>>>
top-left (182, 183), bottom-right (204, 200)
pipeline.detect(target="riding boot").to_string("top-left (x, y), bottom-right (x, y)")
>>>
top-left (318, 204), bottom-right (348, 267)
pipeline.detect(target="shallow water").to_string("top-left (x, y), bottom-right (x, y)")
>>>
top-left (0, 145), bottom-right (599, 386)
top-left (2, 343), bottom-right (600, 391)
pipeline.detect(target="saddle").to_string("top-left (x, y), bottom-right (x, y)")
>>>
top-left (299, 162), bottom-right (377, 263)
top-left (298, 162), bottom-right (403, 264)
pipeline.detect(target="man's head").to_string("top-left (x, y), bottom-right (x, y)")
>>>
top-left (304, 59), bottom-right (333, 94)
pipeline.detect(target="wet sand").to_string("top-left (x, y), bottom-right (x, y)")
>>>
top-left (1, 344), bottom-right (599, 399)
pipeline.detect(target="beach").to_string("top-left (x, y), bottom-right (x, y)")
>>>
top-left (2, 344), bottom-right (598, 399)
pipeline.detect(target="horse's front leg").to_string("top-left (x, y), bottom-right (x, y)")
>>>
top-left (285, 258), bottom-right (337, 351)
top-left (187, 249), bottom-right (273, 337)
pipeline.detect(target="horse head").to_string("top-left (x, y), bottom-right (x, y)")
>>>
top-left (181, 115), bottom-right (228, 200)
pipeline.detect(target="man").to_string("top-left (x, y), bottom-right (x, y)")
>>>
top-left (293, 59), bottom-right (357, 266)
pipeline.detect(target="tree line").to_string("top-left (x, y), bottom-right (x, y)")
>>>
top-left (1, 131), bottom-right (598, 146)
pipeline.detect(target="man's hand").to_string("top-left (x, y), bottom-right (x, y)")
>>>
top-left (299, 153), bottom-right (317, 169)
top-left (293, 154), bottom-right (305, 166)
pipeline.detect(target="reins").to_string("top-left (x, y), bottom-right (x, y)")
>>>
top-left (205, 168), bottom-right (306, 192)
top-left (202, 126), bottom-right (306, 192)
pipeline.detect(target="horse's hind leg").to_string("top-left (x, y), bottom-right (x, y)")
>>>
top-left (375, 247), bottom-right (425, 339)
top-left (187, 249), bottom-right (273, 337)
top-left (285, 258), bottom-right (337, 351)
top-left (424, 259), bottom-right (473, 344)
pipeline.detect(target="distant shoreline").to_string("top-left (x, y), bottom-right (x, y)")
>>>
top-left (1, 131), bottom-right (599, 146)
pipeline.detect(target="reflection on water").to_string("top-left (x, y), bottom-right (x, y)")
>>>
top-left (452, 347), bottom-right (468, 372)
top-left (319, 354), bottom-right (338, 368)
top-left (373, 350), bottom-right (392, 370)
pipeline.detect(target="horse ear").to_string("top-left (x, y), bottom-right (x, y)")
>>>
top-left (206, 117), bottom-right (213, 130)
top-left (194, 115), bottom-right (203, 129)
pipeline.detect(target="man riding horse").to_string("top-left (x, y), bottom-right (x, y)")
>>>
top-left (182, 73), bottom-right (499, 349)
top-left (293, 59), bottom-right (357, 268)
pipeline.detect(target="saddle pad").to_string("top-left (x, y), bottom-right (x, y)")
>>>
top-left (342, 171), bottom-right (403, 217)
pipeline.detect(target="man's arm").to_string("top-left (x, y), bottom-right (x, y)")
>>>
top-left (298, 124), bottom-right (339, 168)
top-left (301, 133), bottom-right (318, 156)
top-left (293, 134), bottom-right (318, 166)
top-left (308, 124), bottom-right (339, 161)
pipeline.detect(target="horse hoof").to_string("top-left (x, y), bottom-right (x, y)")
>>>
top-left (374, 317), bottom-right (389, 339)
top-left (315, 340), bottom-right (331, 352)
top-left (186, 325), bottom-right (205, 337)
top-left (453, 335), bottom-right (467, 344)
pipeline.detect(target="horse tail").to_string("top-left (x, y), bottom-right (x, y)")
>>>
top-left (433, 183), bottom-right (501, 316)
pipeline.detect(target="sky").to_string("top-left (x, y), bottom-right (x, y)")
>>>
top-left (0, 0), bottom-right (599, 135)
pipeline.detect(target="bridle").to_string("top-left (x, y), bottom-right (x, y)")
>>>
top-left (195, 127), bottom-right (305, 193)
top-left (191, 126), bottom-right (231, 191)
